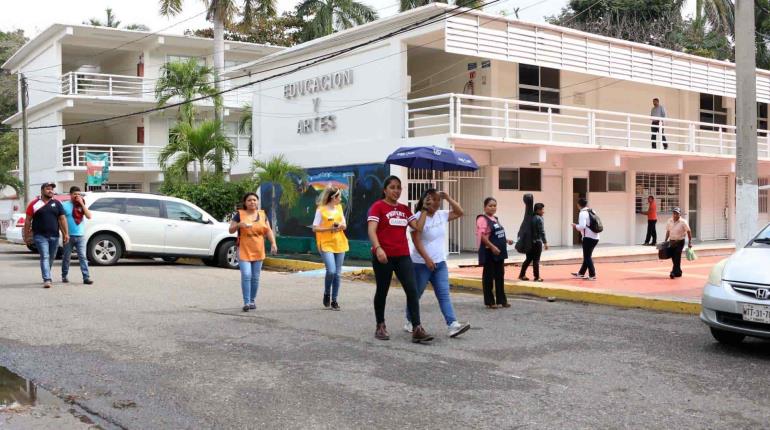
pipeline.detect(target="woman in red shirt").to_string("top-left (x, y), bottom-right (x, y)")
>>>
top-left (367, 175), bottom-right (433, 343)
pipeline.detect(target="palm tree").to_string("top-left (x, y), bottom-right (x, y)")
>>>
top-left (297, 0), bottom-right (378, 42)
top-left (238, 104), bottom-right (253, 156)
top-left (399, 0), bottom-right (483, 12)
top-left (158, 120), bottom-right (236, 183)
top-left (124, 24), bottom-right (151, 31)
top-left (84, 8), bottom-right (150, 31)
top-left (155, 58), bottom-right (221, 126)
top-left (251, 155), bottom-right (307, 235)
top-left (693, 0), bottom-right (734, 37)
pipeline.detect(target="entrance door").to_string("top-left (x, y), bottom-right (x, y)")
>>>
top-left (688, 176), bottom-right (698, 239)
top-left (714, 175), bottom-right (729, 239)
top-left (572, 178), bottom-right (588, 245)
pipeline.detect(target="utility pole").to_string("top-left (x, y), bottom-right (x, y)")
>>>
top-left (735, 0), bottom-right (758, 247)
top-left (20, 73), bottom-right (30, 206)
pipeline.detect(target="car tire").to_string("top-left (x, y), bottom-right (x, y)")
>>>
top-left (88, 234), bottom-right (123, 266)
top-left (217, 240), bottom-right (238, 270)
top-left (162, 257), bottom-right (179, 263)
top-left (710, 327), bottom-right (746, 345)
top-left (201, 257), bottom-right (218, 267)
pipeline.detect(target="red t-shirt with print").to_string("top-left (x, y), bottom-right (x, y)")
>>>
top-left (367, 200), bottom-right (416, 257)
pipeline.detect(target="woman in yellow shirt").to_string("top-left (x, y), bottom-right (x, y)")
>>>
top-left (312, 187), bottom-right (349, 310)
top-left (229, 192), bottom-right (277, 312)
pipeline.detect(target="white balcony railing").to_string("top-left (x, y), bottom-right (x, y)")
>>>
top-left (405, 94), bottom-right (770, 158)
top-left (61, 72), bottom-right (145, 98)
top-left (61, 144), bottom-right (162, 169)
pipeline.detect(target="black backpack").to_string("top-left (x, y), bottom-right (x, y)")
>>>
top-left (588, 209), bottom-right (604, 233)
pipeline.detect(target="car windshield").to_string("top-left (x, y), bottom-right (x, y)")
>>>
top-left (749, 225), bottom-right (770, 246)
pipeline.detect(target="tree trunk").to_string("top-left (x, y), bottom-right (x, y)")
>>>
top-left (271, 183), bottom-right (279, 236)
top-left (213, 15), bottom-right (226, 176)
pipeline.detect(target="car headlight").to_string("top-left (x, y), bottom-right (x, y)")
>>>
top-left (707, 258), bottom-right (729, 286)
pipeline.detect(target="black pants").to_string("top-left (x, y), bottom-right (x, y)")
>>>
top-left (669, 240), bottom-right (685, 277)
top-left (519, 242), bottom-right (543, 279)
top-left (372, 255), bottom-right (421, 326)
top-left (644, 220), bottom-right (657, 244)
top-left (482, 259), bottom-right (507, 306)
top-left (579, 237), bottom-right (599, 277)
top-left (651, 120), bottom-right (667, 149)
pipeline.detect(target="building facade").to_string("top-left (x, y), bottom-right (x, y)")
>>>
top-left (2, 24), bottom-right (282, 197)
top-left (227, 4), bottom-right (770, 251)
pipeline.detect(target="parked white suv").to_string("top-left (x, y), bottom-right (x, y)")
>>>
top-left (83, 192), bottom-right (238, 269)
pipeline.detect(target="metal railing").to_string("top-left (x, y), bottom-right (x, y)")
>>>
top-left (405, 93), bottom-right (770, 158)
top-left (61, 144), bottom-right (162, 169)
top-left (61, 72), bottom-right (145, 97)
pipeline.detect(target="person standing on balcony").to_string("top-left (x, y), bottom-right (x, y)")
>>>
top-left (313, 186), bottom-right (348, 311)
top-left (23, 183), bottom-right (68, 289)
top-left (229, 192), bottom-right (278, 312)
top-left (61, 186), bottom-right (93, 285)
top-left (664, 207), bottom-right (692, 279)
top-left (651, 98), bottom-right (668, 149)
top-left (477, 197), bottom-right (514, 308)
top-left (571, 198), bottom-right (599, 280)
top-left (643, 195), bottom-right (658, 246)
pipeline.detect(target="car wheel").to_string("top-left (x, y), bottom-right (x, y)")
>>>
top-left (217, 241), bottom-right (238, 270)
top-left (88, 234), bottom-right (123, 266)
top-left (710, 327), bottom-right (746, 345)
top-left (162, 257), bottom-right (179, 263)
top-left (201, 257), bottom-right (218, 267)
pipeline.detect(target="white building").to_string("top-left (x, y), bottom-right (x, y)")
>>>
top-left (226, 3), bottom-right (770, 252)
top-left (2, 24), bottom-right (282, 195)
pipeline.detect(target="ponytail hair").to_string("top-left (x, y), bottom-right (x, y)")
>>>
top-left (317, 186), bottom-right (340, 206)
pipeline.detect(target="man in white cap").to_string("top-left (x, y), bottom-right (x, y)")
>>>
top-left (664, 207), bottom-right (691, 279)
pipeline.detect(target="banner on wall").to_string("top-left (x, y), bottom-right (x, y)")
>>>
top-left (85, 152), bottom-right (110, 186)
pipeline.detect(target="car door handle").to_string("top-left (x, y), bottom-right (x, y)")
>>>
top-left (167, 224), bottom-right (178, 227)
top-left (120, 219), bottom-right (131, 223)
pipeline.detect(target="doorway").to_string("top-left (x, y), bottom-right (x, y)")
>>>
top-left (572, 177), bottom-right (588, 245)
top-left (688, 176), bottom-right (698, 239)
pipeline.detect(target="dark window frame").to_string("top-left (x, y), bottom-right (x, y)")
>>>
top-left (518, 64), bottom-right (560, 113)
top-left (124, 198), bottom-right (162, 218)
top-left (88, 197), bottom-right (126, 214)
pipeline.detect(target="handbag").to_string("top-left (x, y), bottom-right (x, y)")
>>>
top-left (685, 247), bottom-right (697, 261)
top-left (656, 242), bottom-right (671, 260)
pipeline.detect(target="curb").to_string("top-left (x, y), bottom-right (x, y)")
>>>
top-left (263, 257), bottom-right (326, 271)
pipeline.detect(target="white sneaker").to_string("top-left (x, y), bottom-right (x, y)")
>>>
top-left (403, 321), bottom-right (413, 333)
top-left (448, 321), bottom-right (471, 338)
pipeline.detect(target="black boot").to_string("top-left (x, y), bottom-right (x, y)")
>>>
top-left (323, 294), bottom-right (330, 308)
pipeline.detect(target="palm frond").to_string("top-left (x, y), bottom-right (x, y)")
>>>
top-left (159, 0), bottom-right (184, 16)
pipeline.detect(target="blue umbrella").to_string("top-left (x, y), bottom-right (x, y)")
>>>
top-left (385, 146), bottom-right (479, 172)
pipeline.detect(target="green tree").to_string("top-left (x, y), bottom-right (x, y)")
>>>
top-left (0, 165), bottom-right (21, 194)
top-left (185, 11), bottom-right (304, 47)
top-left (155, 58), bottom-right (221, 126)
top-left (84, 8), bottom-right (150, 31)
top-left (0, 30), bottom-right (26, 195)
top-left (238, 104), bottom-right (253, 156)
top-left (251, 155), bottom-right (306, 235)
top-left (158, 120), bottom-right (236, 183)
top-left (296, 0), bottom-right (378, 42)
top-left (399, 0), bottom-right (483, 12)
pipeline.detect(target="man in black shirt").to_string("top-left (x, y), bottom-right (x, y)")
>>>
top-left (24, 183), bottom-right (68, 288)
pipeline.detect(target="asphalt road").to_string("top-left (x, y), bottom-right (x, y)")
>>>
top-left (1, 242), bottom-right (769, 429)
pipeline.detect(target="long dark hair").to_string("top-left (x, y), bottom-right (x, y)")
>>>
top-left (415, 188), bottom-right (438, 213)
top-left (381, 175), bottom-right (401, 199)
top-left (241, 192), bottom-right (259, 209)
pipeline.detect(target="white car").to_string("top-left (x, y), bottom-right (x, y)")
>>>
top-left (701, 223), bottom-right (770, 344)
top-left (83, 192), bottom-right (239, 269)
top-left (5, 213), bottom-right (27, 247)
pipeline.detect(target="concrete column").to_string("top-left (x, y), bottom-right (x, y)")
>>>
top-left (562, 168), bottom-right (573, 246)
top-left (626, 169), bottom-right (636, 245)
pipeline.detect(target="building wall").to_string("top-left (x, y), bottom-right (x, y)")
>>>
top-left (21, 42), bottom-right (61, 106)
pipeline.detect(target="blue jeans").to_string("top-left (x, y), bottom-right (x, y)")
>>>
top-left (406, 261), bottom-right (457, 326)
top-left (239, 260), bottom-right (263, 305)
top-left (33, 234), bottom-right (59, 282)
top-left (320, 251), bottom-right (345, 300)
top-left (62, 236), bottom-right (90, 280)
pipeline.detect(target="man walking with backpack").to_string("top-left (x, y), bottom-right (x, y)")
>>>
top-left (571, 198), bottom-right (600, 280)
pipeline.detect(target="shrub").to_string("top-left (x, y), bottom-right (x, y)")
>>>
top-left (160, 175), bottom-right (257, 221)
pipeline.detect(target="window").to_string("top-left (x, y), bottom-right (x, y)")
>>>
top-left (89, 198), bottom-right (125, 214)
top-left (125, 198), bottom-right (161, 218)
top-left (699, 93), bottom-right (728, 131)
top-left (760, 177), bottom-right (769, 214)
top-left (635, 173), bottom-right (680, 214)
top-left (589, 171), bottom-right (626, 192)
top-left (86, 183), bottom-right (142, 192)
top-left (759, 103), bottom-right (768, 137)
top-left (165, 201), bottom-right (205, 223)
top-left (499, 168), bottom-right (541, 191)
top-left (518, 64), bottom-right (560, 113)
top-left (166, 55), bottom-right (206, 67)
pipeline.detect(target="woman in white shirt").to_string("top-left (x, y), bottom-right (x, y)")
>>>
top-left (406, 189), bottom-right (471, 338)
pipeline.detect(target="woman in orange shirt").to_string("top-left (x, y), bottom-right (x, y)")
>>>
top-left (229, 192), bottom-right (277, 312)
top-left (312, 186), bottom-right (349, 310)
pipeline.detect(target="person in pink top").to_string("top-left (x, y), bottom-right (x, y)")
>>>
top-left (476, 197), bottom-right (513, 309)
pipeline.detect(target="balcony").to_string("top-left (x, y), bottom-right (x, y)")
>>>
top-left (405, 94), bottom-right (770, 158)
top-left (61, 144), bottom-right (161, 170)
top-left (61, 72), bottom-right (145, 98)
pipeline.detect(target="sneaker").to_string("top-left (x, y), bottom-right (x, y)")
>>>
top-left (242, 305), bottom-right (250, 312)
top-left (586, 276), bottom-right (597, 281)
top-left (249, 303), bottom-right (256, 310)
top-left (571, 272), bottom-right (586, 278)
top-left (62, 277), bottom-right (69, 283)
top-left (43, 280), bottom-right (52, 289)
top-left (375, 323), bottom-right (390, 340)
top-left (403, 321), bottom-right (413, 333)
top-left (534, 278), bottom-right (544, 282)
top-left (323, 294), bottom-right (330, 308)
top-left (448, 321), bottom-right (471, 338)
top-left (330, 301), bottom-right (340, 311)
top-left (518, 276), bottom-right (530, 281)
top-left (83, 278), bottom-right (93, 285)
top-left (411, 325), bottom-right (434, 344)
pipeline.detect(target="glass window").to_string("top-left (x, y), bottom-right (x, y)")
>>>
top-left (700, 93), bottom-right (728, 131)
top-left (165, 201), bottom-right (205, 223)
top-left (89, 198), bottom-right (125, 214)
top-left (499, 169), bottom-right (519, 190)
top-left (700, 93), bottom-right (714, 110)
top-left (519, 65), bottom-right (560, 113)
top-left (589, 171), bottom-right (607, 192)
top-left (760, 177), bottom-right (769, 214)
top-left (519, 168), bottom-right (541, 191)
top-left (518, 64), bottom-right (539, 86)
top-left (540, 67), bottom-right (560, 89)
top-left (635, 173), bottom-right (680, 213)
top-left (608, 172), bottom-right (626, 192)
top-left (125, 198), bottom-right (161, 218)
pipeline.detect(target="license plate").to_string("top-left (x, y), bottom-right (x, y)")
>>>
top-left (742, 303), bottom-right (770, 324)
